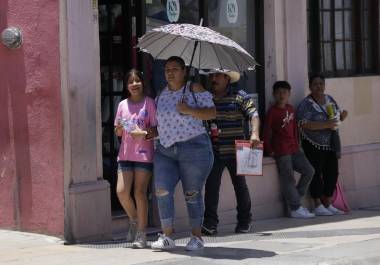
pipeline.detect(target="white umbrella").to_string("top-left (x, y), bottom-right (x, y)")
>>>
top-left (137, 23), bottom-right (258, 73)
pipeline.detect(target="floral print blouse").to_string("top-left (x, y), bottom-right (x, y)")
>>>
top-left (156, 85), bottom-right (214, 148)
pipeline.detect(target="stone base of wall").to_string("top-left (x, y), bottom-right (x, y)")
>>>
top-left (170, 143), bottom-right (380, 232)
top-left (65, 180), bottom-right (112, 243)
top-left (340, 144), bottom-right (380, 209)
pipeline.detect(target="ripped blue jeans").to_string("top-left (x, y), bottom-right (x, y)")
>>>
top-left (153, 133), bottom-right (214, 229)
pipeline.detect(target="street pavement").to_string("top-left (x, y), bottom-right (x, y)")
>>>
top-left (1, 208), bottom-right (380, 265)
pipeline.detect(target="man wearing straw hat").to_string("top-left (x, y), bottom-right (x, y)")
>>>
top-left (201, 69), bottom-right (260, 235)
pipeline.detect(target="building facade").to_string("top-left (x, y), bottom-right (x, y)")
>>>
top-left (1, 0), bottom-right (379, 243)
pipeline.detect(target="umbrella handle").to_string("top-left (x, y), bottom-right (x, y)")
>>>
top-left (184, 17), bottom-right (202, 94)
top-left (181, 81), bottom-right (191, 102)
top-left (183, 19), bottom-right (202, 95)
top-left (184, 41), bottom-right (199, 95)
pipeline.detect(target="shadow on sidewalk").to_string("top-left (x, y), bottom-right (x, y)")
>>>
top-left (76, 209), bottom-right (380, 251)
top-left (246, 208), bottom-right (380, 234)
top-left (151, 246), bottom-right (276, 260)
top-left (164, 208), bottom-right (380, 242)
top-left (77, 241), bottom-right (276, 260)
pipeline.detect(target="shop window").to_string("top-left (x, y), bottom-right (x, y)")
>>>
top-left (308, 0), bottom-right (379, 77)
top-left (145, 0), bottom-right (201, 94)
top-left (207, 0), bottom-right (258, 94)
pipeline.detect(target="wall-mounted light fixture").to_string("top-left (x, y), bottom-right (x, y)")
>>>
top-left (1, 27), bottom-right (23, 49)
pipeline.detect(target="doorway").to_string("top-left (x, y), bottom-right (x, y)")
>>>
top-left (98, 0), bottom-right (264, 220)
top-left (98, 0), bottom-right (204, 215)
top-left (99, 0), bottom-right (139, 213)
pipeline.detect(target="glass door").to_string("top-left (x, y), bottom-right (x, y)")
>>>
top-left (98, 0), bottom-right (201, 212)
top-left (206, 0), bottom-right (263, 115)
top-left (99, 0), bottom-right (136, 212)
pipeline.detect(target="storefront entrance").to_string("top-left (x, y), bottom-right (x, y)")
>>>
top-left (98, 0), bottom-right (264, 218)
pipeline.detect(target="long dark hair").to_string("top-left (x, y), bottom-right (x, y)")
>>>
top-left (123, 69), bottom-right (146, 99)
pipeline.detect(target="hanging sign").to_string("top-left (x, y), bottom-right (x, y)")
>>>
top-left (226, 0), bottom-right (238, 24)
top-left (167, 0), bottom-right (180, 23)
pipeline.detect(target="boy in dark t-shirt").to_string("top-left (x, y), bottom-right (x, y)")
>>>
top-left (263, 81), bottom-right (315, 218)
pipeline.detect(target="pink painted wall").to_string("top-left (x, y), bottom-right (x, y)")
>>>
top-left (0, 0), bottom-right (64, 234)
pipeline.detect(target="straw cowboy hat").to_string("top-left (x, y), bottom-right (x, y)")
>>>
top-left (199, 69), bottom-right (241, 83)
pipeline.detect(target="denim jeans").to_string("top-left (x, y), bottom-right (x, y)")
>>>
top-left (275, 150), bottom-right (315, 210)
top-left (204, 155), bottom-right (252, 227)
top-left (154, 133), bottom-right (214, 229)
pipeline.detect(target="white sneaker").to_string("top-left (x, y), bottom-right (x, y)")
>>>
top-left (302, 207), bottom-right (316, 217)
top-left (151, 233), bottom-right (176, 250)
top-left (326, 204), bottom-right (345, 215)
top-left (314, 205), bottom-right (334, 216)
top-left (290, 206), bottom-right (315, 219)
top-left (185, 235), bottom-right (204, 251)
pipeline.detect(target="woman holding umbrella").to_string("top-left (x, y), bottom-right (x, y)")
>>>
top-left (151, 56), bottom-right (216, 251)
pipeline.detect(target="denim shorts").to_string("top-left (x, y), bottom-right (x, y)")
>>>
top-left (118, 160), bottom-right (153, 173)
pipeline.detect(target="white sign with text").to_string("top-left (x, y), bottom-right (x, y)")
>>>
top-left (167, 0), bottom-right (180, 22)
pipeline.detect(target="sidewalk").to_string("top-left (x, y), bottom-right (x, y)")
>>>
top-left (1, 208), bottom-right (380, 265)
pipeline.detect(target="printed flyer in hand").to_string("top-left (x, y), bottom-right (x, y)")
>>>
top-left (235, 140), bottom-right (263, 176)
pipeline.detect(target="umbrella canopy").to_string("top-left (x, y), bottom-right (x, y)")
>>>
top-left (137, 23), bottom-right (258, 72)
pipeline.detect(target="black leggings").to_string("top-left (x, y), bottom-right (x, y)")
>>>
top-left (302, 140), bottom-right (338, 198)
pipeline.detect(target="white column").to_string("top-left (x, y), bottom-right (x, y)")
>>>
top-left (264, 0), bottom-right (309, 108)
top-left (284, 0), bottom-right (309, 105)
top-left (60, 0), bottom-right (111, 243)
